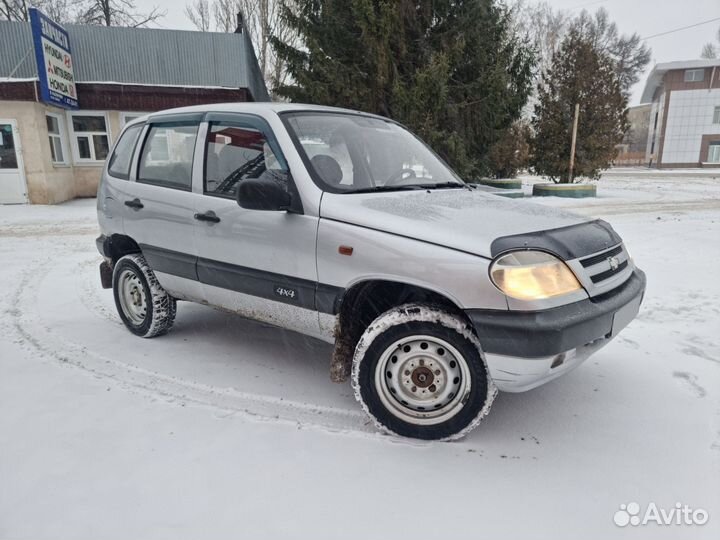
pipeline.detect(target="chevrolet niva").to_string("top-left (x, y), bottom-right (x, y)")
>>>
top-left (96, 103), bottom-right (646, 440)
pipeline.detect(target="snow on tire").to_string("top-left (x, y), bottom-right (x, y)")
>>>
top-left (352, 303), bottom-right (496, 441)
top-left (112, 253), bottom-right (177, 338)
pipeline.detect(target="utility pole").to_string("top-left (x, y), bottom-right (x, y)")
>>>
top-left (568, 103), bottom-right (579, 183)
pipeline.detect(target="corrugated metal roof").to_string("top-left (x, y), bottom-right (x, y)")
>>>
top-left (0, 20), bottom-right (268, 101)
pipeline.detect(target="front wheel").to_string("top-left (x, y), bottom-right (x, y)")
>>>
top-left (352, 304), bottom-right (496, 440)
top-left (112, 253), bottom-right (176, 338)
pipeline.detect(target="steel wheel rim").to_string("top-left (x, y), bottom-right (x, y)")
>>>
top-left (118, 269), bottom-right (147, 326)
top-left (374, 335), bottom-right (471, 426)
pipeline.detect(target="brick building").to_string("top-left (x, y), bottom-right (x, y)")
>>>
top-left (641, 59), bottom-right (720, 168)
top-left (0, 19), bottom-right (268, 204)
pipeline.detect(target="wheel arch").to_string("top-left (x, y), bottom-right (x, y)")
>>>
top-left (105, 234), bottom-right (142, 264)
top-left (329, 278), bottom-right (474, 382)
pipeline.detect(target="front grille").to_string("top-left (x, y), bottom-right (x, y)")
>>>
top-left (590, 260), bottom-right (628, 283)
top-left (580, 244), bottom-right (623, 268)
top-left (570, 243), bottom-right (632, 295)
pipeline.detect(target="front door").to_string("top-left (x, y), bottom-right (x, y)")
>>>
top-left (192, 114), bottom-right (322, 337)
top-left (0, 120), bottom-right (28, 204)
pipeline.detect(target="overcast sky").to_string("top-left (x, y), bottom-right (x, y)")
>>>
top-left (151, 0), bottom-right (720, 106)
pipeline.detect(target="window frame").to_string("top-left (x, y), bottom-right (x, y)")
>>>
top-left (684, 69), bottom-right (705, 82)
top-left (713, 106), bottom-right (720, 125)
top-left (136, 120), bottom-right (200, 192)
top-left (66, 110), bottom-right (111, 165)
top-left (708, 142), bottom-right (720, 164)
top-left (107, 123), bottom-right (144, 181)
top-left (121, 112), bottom-right (145, 127)
top-left (202, 114), bottom-right (289, 201)
top-left (45, 112), bottom-right (69, 167)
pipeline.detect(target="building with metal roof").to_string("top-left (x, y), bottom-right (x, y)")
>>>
top-left (0, 16), bottom-right (268, 204)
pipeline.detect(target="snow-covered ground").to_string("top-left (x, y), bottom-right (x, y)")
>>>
top-left (1, 174), bottom-right (718, 539)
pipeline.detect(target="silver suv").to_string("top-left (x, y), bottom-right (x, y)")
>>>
top-left (96, 103), bottom-right (646, 440)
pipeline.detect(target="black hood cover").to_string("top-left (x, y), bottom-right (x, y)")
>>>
top-left (490, 219), bottom-right (622, 260)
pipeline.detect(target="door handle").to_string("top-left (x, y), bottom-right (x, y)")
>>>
top-left (194, 211), bottom-right (221, 223)
top-left (124, 198), bottom-right (144, 210)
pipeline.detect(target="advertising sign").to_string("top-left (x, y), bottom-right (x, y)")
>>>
top-left (29, 8), bottom-right (78, 109)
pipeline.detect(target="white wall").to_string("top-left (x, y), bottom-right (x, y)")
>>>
top-left (661, 88), bottom-right (720, 164)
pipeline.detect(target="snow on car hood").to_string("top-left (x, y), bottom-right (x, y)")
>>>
top-left (319, 188), bottom-right (590, 259)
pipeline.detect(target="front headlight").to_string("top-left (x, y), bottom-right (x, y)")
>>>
top-left (490, 250), bottom-right (582, 301)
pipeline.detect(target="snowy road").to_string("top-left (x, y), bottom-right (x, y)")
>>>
top-left (1, 174), bottom-right (719, 539)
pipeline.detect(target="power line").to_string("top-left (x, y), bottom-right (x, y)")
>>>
top-left (641, 16), bottom-right (720, 41)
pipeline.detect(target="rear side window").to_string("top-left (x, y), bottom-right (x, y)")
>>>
top-left (138, 123), bottom-right (198, 191)
top-left (107, 124), bottom-right (142, 179)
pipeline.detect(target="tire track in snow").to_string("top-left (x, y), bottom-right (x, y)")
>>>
top-left (8, 254), bottom-right (378, 439)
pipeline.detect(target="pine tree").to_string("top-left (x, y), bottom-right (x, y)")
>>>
top-left (531, 29), bottom-right (627, 183)
top-left (487, 120), bottom-right (531, 178)
top-left (271, 0), bottom-right (535, 178)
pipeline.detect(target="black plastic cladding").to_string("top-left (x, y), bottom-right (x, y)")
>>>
top-left (489, 219), bottom-right (622, 260)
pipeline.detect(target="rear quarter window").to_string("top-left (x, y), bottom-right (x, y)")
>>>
top-left (107, 124), bottom-right (143, 180)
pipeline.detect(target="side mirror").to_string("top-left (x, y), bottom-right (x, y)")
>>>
top-left (237, 176), bottom-right (291, 211)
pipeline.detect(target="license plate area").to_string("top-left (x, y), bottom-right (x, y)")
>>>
top-left (611, 296), bottom-right (642, 336)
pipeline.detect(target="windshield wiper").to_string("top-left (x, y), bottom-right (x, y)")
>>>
top-left (421, 182), bottom-right (467, 190)
top-left (345, 184), bottom-right (428, 194)
top-left (345, 182), bottom-right (467, 194)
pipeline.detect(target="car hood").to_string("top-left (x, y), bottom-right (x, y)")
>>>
top-left (319, 188), bottom-right (591, 259)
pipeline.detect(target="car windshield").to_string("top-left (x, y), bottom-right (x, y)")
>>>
top-left (284, 112), bottom-right (465, 193)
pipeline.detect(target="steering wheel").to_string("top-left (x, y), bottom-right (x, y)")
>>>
top-left (383, 168), bottom-right (417, 186)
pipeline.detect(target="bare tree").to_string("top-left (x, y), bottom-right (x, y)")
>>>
top-left (0, 0), bottom-right (29, 20)
top-left (76, 0), bottom-right (165, 27)
top-left (185, 0), bottom-right (211, 32)
top-left (513, 1), bottom-right (568, 77)
top-left (212, 0), bottom-right (235, 32)
top-left (569, 8), bottom-right (651, 96)
top-left (513, 2), bottom-right (650, 98)
top-left (184, 0), bottom-right (298, 93)
top-left (700, 27), bottom-right (720, 59)
top-left (701, 43), bottom-right (718, 59)
top-left (1, 0), bottom-right (75, 22)
top-left (37, 0), bottom-right (73, 22)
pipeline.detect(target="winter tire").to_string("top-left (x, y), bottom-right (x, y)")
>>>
top-left (113, 253), bottom-right (177, 338)
top-left (352, 304), bottom-right (496, 441)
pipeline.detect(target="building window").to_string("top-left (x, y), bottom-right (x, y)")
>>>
top-left (68, 112), bottom-right (110, 163)
top-left (46, 113), bottom-right (68, 165)
top-left (708, 143), bottom-right (720, 163)
top-left (713, 107), bottom-right (720, 124)
top-left (684, 69), bottom-right (705, 82)
top-left (138, 123), bottom-right (198, 191)
top-left (121, 112), bottom-right (144, 126)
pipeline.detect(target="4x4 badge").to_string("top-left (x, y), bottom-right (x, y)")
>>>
top-left (274, 286), bottom-right (297, 300)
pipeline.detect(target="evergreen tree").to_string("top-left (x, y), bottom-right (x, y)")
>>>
top-left (486, 120), bottom-right (531, 178)
top-left (531, 29), bottom-right (627, 183)
top-left (272, 0), bottom-right (535, 178)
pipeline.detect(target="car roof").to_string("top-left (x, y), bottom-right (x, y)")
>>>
top-left (129, 102), bottom-right (386, 126)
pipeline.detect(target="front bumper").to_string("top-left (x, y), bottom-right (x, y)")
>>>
top-left (466, 269), bottom-right (646, 391)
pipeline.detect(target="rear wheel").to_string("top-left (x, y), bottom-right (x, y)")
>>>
top-left (352, 304), bottom-right (496, 440)
top-left (113, 254), bottom-right (176, 338)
